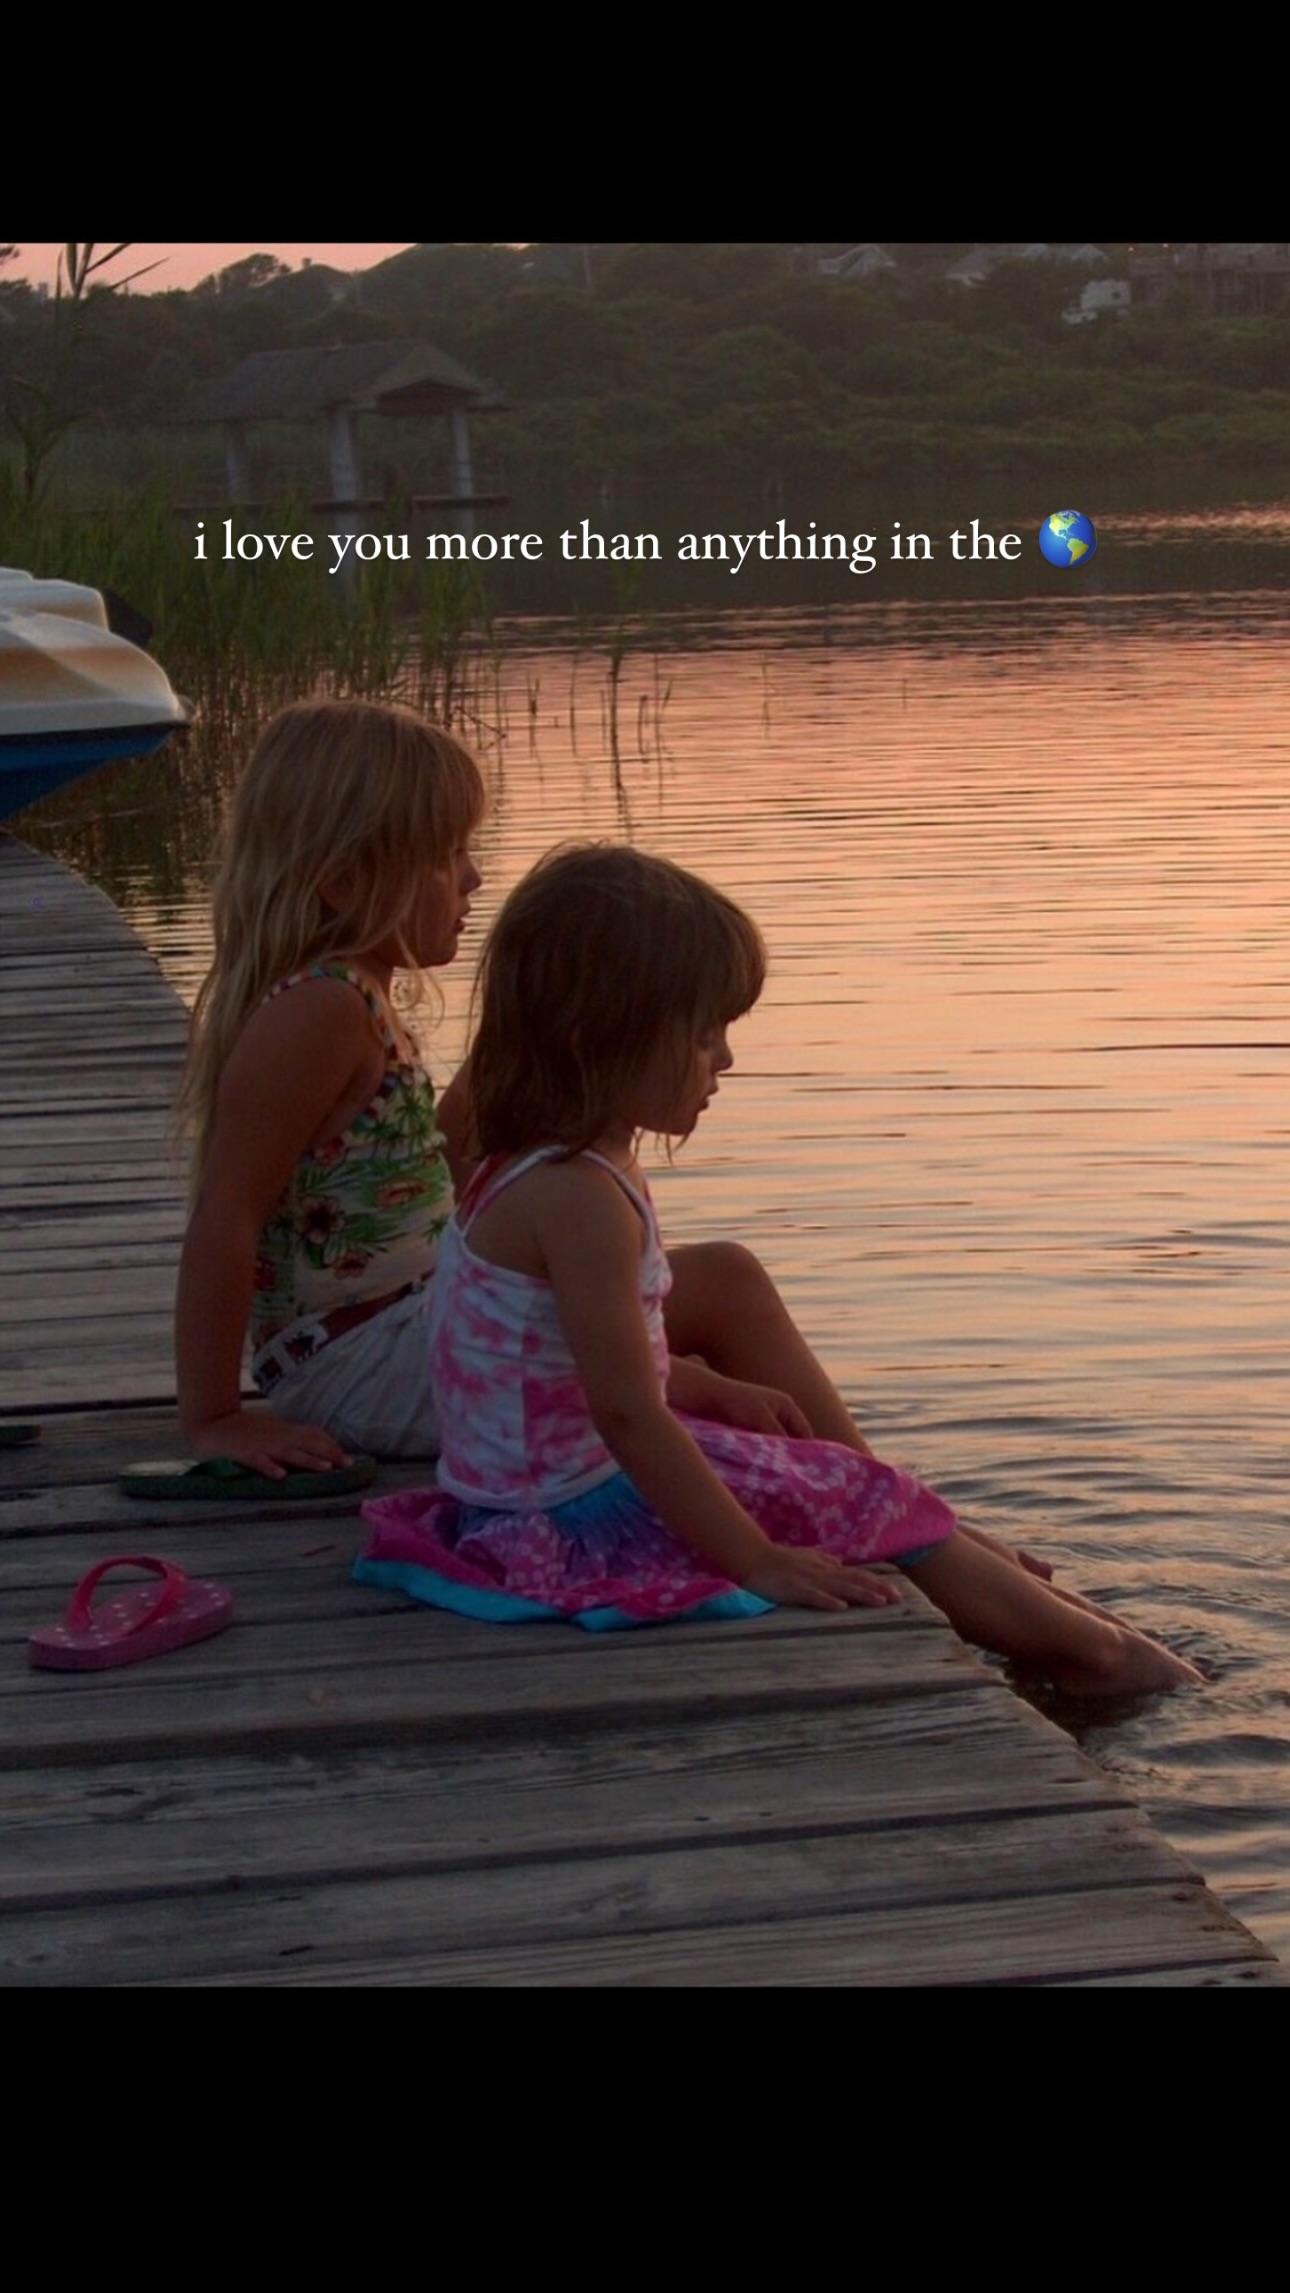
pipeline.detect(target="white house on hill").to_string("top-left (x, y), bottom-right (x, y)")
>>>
top-left (1064, 276), bottom-right (1130, 324)
top-left (815, 243), bottom-right (897, 281)
top-left (948, 242), bottom-right (1110, 284)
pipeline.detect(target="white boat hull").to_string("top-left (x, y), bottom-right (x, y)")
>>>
top-left (0, 570), bottom-right (190, 820)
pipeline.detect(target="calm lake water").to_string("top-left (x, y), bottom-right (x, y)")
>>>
top-left (22, 567), bottom-right (1290, 1962)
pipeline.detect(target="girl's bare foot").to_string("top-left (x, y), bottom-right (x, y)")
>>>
top-left (908, 1535), bottom-right (1202, 1700)
top-left (1051, 1624), bottom-right (1203, 1699)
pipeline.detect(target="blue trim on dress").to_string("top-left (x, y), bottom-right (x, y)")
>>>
top-left (353, 1555), bottom-right (774, 1631)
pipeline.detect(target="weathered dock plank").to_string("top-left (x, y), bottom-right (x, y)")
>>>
top-left (0, 835), bottom-right (1279, 1987)
top-left (5, 1609), bottom-right (987, 1769)
top-left (4, 1816), bottom-right (1214, 1989)
top-left (1, 838), bottom-right (188, 1409)
top-left (157, 1886), bottom-right (1268, 1991)
top-left (0, 1695), bottom-right (1133, 1909)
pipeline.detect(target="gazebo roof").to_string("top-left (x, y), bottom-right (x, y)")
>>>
top-left (176, 340), bottom-right (505, 424)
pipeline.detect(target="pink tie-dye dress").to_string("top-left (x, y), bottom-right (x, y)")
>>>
top-left (356, 1147), bottom-right (956, 1630)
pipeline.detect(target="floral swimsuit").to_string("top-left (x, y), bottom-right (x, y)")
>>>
top-left (250, 963), bottom-right (453, 1390)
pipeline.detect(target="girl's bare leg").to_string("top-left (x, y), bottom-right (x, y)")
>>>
top-left (955, 1518), bottom-right (1053, 1582)
top-left (665, 1242), bottom-right (1054, 1578)
top-left (665, 1241), bottom-right (871, 1452)
top-left (906, 1534), bottom-right (1201, 1697)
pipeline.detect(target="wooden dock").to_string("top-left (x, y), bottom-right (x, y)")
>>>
top-left (0, 831), bottom-right (1281, 1986)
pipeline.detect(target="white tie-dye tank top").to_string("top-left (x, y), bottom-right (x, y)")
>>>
top-left (429, 1146), bottom-right (672, 1510)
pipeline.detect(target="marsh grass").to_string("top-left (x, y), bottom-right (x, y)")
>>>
top-left (0, 480), bottom-right (498, 735)
top-left (3, 481), bottom-right (676, 880)
top-left (603, 564), bottom-right (645, 760)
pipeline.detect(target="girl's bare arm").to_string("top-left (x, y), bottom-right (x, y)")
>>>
top-left (435, 1055), bottom-right (475, 1191)
top-left (530, 1164), bottom-right (899, 1610)
top-left (176, 983), bottom-right (377, 1466)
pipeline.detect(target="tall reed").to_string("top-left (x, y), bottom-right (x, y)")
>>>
top-left (0, 479), bottom-right (495, 736)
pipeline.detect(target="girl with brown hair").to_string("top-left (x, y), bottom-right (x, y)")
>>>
top-left (359, 844), bottom-right (1200, 1691)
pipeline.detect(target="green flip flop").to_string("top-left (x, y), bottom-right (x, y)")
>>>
top-left (120, 1456), bottom-right (379, 1501)
top-left (0, 1424), bottom-right (40, 1448)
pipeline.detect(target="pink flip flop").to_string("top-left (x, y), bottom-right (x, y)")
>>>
top-left (27, 1555), bottom-right (235, 1673)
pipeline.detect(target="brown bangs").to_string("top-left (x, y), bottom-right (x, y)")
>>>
top-left (468, 843), bottom-right (767, 1159)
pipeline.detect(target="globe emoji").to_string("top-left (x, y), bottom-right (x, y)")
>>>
top-left (1039, 510), bottom-right (1097, 568)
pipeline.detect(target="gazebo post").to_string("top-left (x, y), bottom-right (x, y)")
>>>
top-left (177, 344), bottom-right (507, 589)
top-left (224, 422), bottom-right (250, 503)
top-left (327, 405), bottom-right (363, 594)
top-left (328, 405), bottom-right (362, 503)
top-left (448, 409), bottom-right (476, 539)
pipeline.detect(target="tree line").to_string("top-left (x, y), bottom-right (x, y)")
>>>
top-left (4, 241), bottom-right (1290, 505)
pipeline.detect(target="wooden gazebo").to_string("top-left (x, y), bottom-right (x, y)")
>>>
top-left (176, 340), bottom-right (508, 522)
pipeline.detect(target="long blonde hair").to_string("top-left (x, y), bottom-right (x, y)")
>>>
top-left (469, 842), bottom-right (766, 1159)
top-left (179, 699), bottom-right (485, 1179)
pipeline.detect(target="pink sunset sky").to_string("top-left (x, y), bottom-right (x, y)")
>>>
top-left (10, 244), bottom-right (420, 293)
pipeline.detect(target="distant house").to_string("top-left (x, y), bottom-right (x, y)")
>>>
top-left (945, 244), bottom-right (1041, 283)
top-left (1064, 276), bottom-right (1130, 325)
top-left (948, 242), bottom-right (1109, 285)
top-left (945, 245), bottom-right (1005, 284)
top-left (1130, 244), bottom-right (1290, 316)
top-left (815, 243), bottom-right (897, 282)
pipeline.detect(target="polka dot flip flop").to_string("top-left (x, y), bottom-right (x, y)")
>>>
top-left (27, 1554), bottom-right (235, 1672)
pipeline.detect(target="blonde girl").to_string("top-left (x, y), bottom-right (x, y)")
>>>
top-left (175, 699), bottom-right (483, 1471)
top-left (359, 845), bottom-right (1200, 1692)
